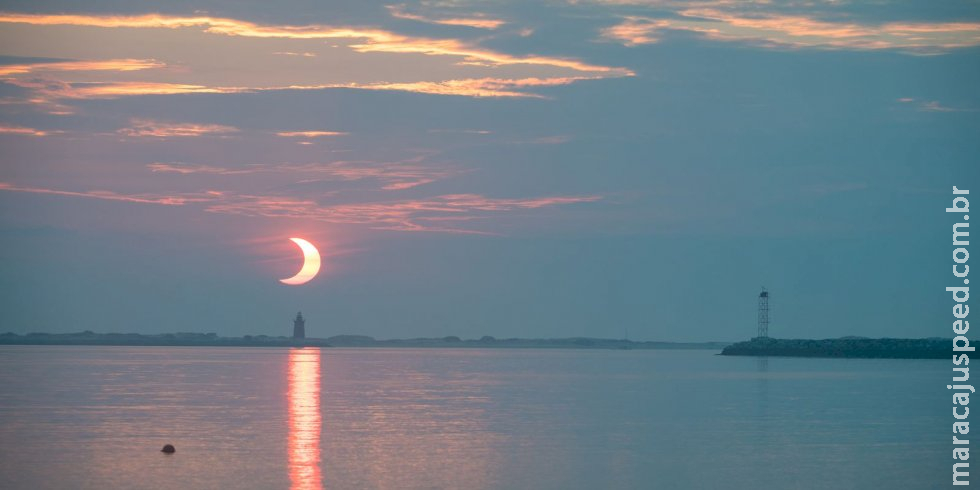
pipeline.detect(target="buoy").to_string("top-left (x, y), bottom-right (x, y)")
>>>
top-left (161, 444), bottom-right (176, 454)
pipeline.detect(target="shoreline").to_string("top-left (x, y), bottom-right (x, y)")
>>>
top-left (0, 331), bottom-right (730, 350)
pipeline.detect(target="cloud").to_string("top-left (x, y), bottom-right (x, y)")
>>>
top-left (0, 124), bottom-right (53, 136)
top-left (600, 9), bottom-right (980, 53)
top-left (0, 59), bottom-right (176, 112)
top-left (65, 82), bottom-right (233, 98)
top-left (0, 182), bottom-right (215, 205)
top-left (147, 163), bottom-right (250, 175)
top-left (897, 97), bottom-right (974, 113)
top-left (276, 131), bottom-right (348, 138)
top-left (205, 193), bottom-right (602, 232)
top-left (5, 75), bottom-right (596, 107)
top-left (311, 76), bottom-right (604, 98)
top-left (0, 11), bottom-right (631, 106)
top-left (147, 159), bottom-right (456, 190)
top-left (0, 78), bottom-right (234, 113)
top-left (272, 51), bottom-right (317, 57)
top-left (0, 12), bottom-right (628, 72)
top-left (918, 101), bottom-right (971, 113)
top-left (600, 17), bottom-right (670, 46)
top-left (387, 5), bottom-right (506, 30)
top-left (0, 58), bottom-right (163, 76)
top-left (117, 118), bottom-right (240, 137)
top-left (0, 180), bottom-right (601, 233)
top-left (428, 129), bottom-right (492, 135)
top-left (531, 135), bottom-right (571, 145)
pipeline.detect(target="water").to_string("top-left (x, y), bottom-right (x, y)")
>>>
top-left (0, 346), bottom-right (948, 489)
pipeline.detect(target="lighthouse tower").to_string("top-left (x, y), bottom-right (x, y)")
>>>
top-left (293, 312), bottom-right (306, 339)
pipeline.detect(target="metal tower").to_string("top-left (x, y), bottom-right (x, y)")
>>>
top-left (757, 288), bottom-right (769, 338)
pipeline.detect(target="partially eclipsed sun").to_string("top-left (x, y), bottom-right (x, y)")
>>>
top-left (280, 237), bottom-right (321, 285)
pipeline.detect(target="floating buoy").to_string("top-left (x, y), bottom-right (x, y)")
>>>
top-left (161, 444), bottom-right (175, 454)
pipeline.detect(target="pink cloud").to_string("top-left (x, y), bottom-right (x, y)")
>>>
top-left (276, 131), bottom-right (348, 138)
top-left (0, 124), bottom-right (54, 136)
top-left (205, 193), bottom-right (602, 232)
top-left (0, 180), bottom-right (601, 233)
top-left (147, 159), bottom-right (455, 190)
top-left (0, 182), bottom-right (216, 205)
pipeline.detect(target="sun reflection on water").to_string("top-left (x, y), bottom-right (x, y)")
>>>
top-left (288, 348), bottom-right (322, 490)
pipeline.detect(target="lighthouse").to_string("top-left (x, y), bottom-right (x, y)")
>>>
top-left (293, 312), bottom-right (306, 339)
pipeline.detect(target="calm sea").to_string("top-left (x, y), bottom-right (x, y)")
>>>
top-left (0, 346), bottom-right (947, 489)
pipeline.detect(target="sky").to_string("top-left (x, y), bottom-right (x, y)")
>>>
top-left (0, 0), bottom-right (977, 342)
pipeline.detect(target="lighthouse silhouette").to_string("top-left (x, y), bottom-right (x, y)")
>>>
top-left (293, 312), bottom-right (306, 339)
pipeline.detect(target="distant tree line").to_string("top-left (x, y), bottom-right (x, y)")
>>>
top-left (721, 337), bottom-right (948, 359)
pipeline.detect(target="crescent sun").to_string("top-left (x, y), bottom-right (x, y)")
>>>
top-left (280, 237), bottom-right (321, 285)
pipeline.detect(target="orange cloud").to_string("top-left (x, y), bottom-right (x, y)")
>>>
top-left (0, 12), bottom-right (627, 74)
top-left (600, 10), bottom-right (980, 52)
top-left (312, 76), bottom-right (603, 98)
top-left (273, 51), bottom-right (317, 57)
top-left (0, 60), bottom-right (181, 111)
top-left (8, 76), bottom-right (587, 101)
top-left (0, 58), bottom-right (163, 76)
top-left (0, 12), bottom-right (631, 105)
top-left (600, 17), bottom-right (670, 46)
top-left (1, 78), bottom-right (234, 113)
top-left (387, 5), bottom-right (506, 30)
top-left (117, 118), bottom-right (240, 137)
top-left (72, 83), bottom-right (236, 97)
